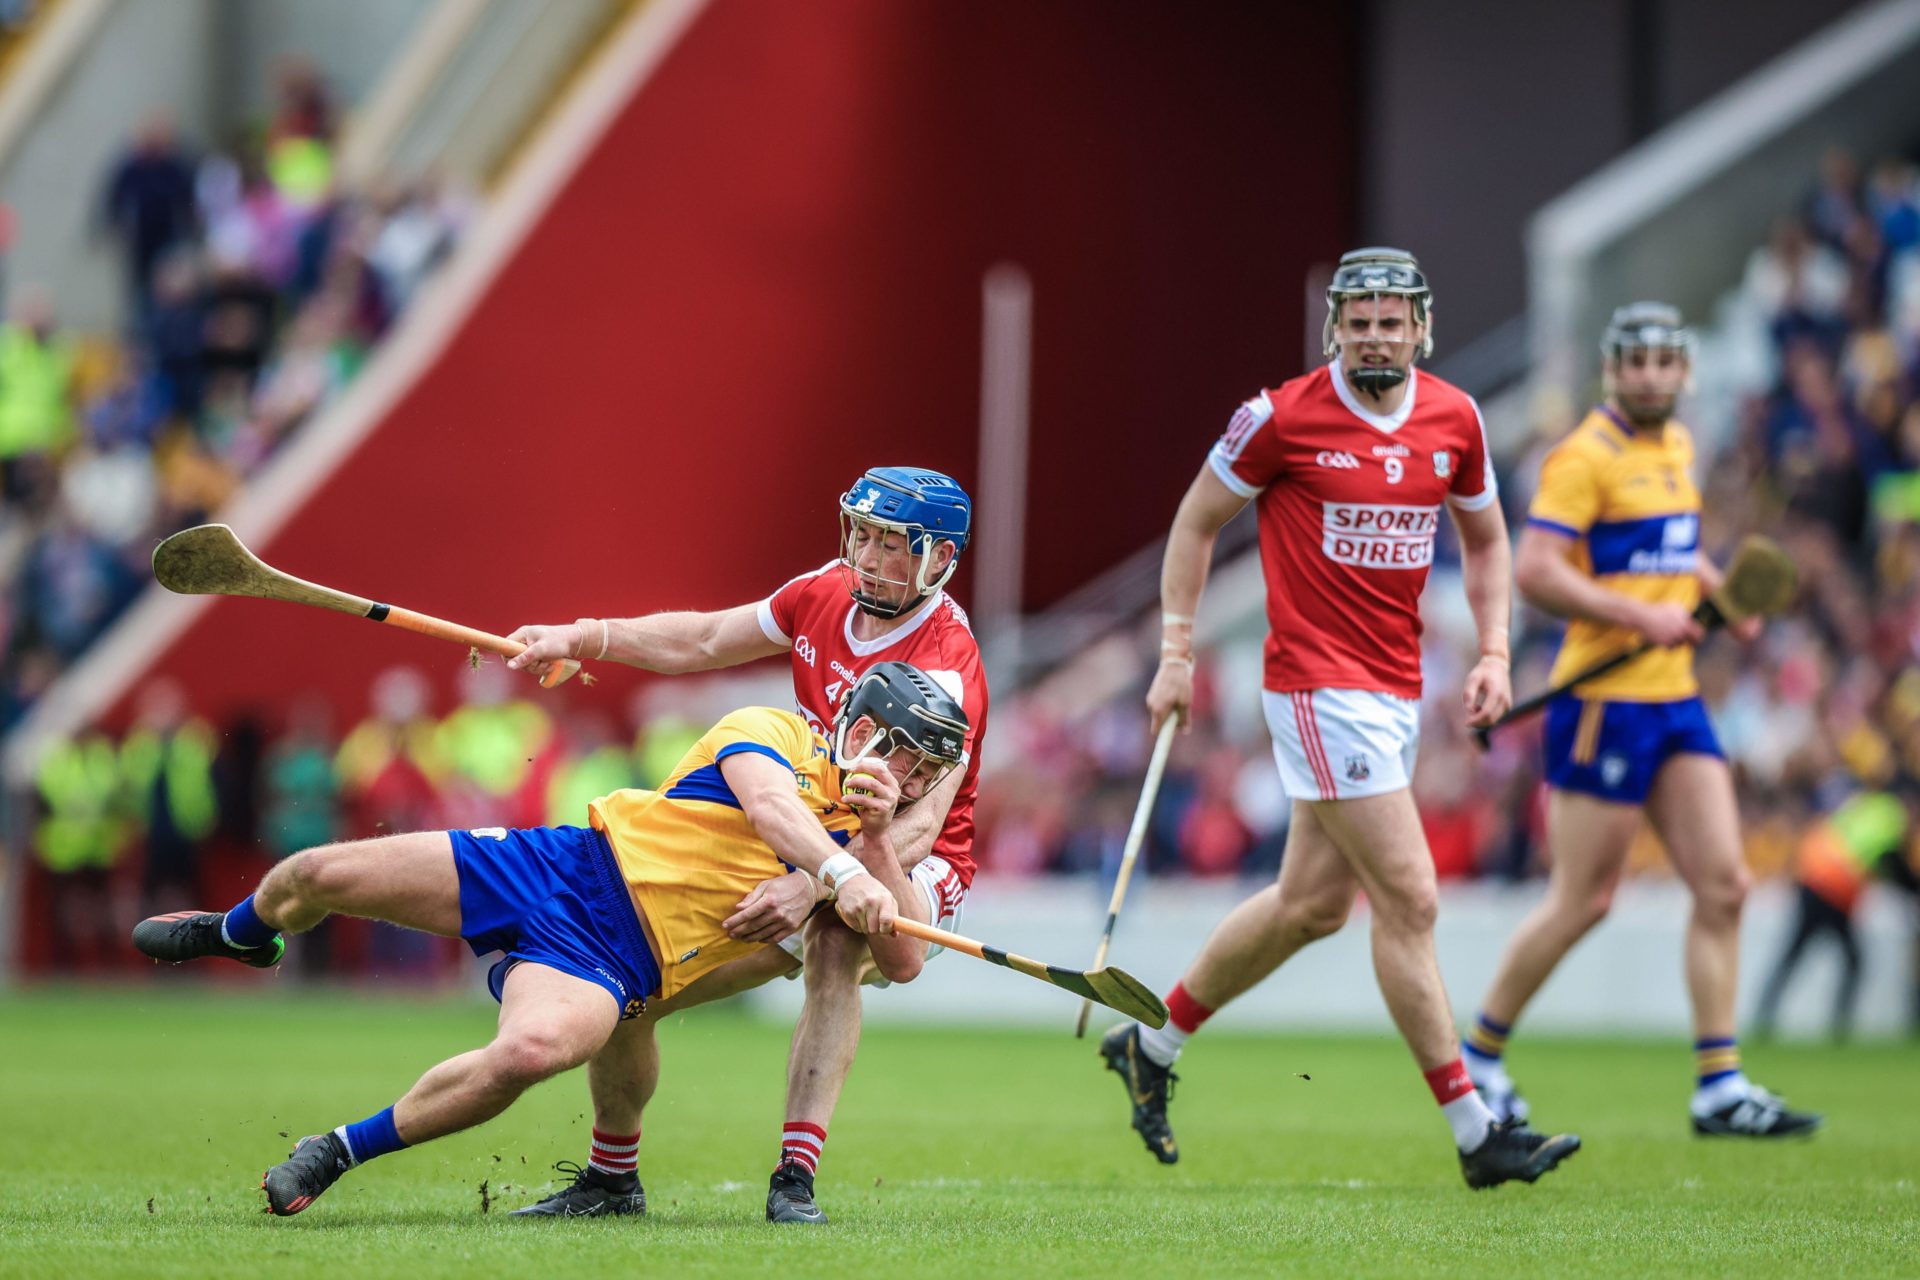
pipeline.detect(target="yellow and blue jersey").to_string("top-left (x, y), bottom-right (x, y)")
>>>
top-left (590, 707), bottom-right (858, 999)
top-left (1527, 406), bottom-right (1702, 702)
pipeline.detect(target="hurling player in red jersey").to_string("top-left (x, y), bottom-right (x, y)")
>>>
top-left (504, 467), bottom-right (986, 1224)
top-left (1097, 249), bottom-right (1579, 1189)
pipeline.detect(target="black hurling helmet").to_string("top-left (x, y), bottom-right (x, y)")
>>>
top-left (831, 661), bottom-right (969, 808)
top-left (1322, 247), bottom-right (1434, 397)
top-left (1600, 301), bottom-right (1692, 361)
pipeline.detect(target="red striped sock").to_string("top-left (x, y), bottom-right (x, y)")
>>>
top-left (1137, 982), bottom-right (1215, 1067)
top-left (588, 1127), bottom-right (639, 1178)
top-left (1166, 983), bottom-right (1215, 1034)
top-left (1423, 1058), bottom-right (1475, 1105)
top-left (779, 1121), bottom-right (827, 1176)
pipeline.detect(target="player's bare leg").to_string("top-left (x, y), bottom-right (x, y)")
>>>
top-left (512, 947), bottom-right (802, 1218)
top-left (397, 963), bottom-right (618, 1141)
top-left (1310, 789), bottom-right (1580, 1183)
top-left (256, 833), bottom-right (464, 935)
top-left (769, 894), bottom-right (931, 1225)
top-left (588, 948), bottom-right (801, 1130)
top-left (133, 832), bottom-right (462, 969)
top-left (1104, 805), bottom-right (1357, 1162)
top-left (1647, 756), bottom-right (1747, 1041)
top-left (263, 961), bottom-right (618, 1216)
top-left (1180, 803), bottom-right (1359, 1007)
top-left (1649, 755), bottom-right (1818, 1136)
top-left (1308, 791), bottom-right (1458, 1071)
top-left (1463, 791), bottom-right (1640, 1118)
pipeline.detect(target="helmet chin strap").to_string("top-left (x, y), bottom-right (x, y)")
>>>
top-left (851, 588), bottom-right (927, 620)
top-left (1346, 364), bottom-right (1409, 397)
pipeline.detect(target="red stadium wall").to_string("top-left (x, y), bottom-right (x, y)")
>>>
top-left (112, 0), bottom-right (1356, 727)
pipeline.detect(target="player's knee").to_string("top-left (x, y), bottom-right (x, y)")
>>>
top-left (1571, 883), bottom-right (1617, 931)
top-left (1696, 863), bottom-right (1749, 925)
top-left (802, 920), bottom-right (868, 979)
top-left (1374, 882), bottom-right (1438, 937)
top-left (489, 1027), bottom-right (582, 1088)
top-left (873, 948), bottom-right (923, 985)
top-left (273, 845), bottom-right (342, 909)
top-left (1277, 895), bottom-right (1350, 946)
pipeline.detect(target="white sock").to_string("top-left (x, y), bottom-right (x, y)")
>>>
top-left (1136, 1022), bottom-right (1188, 1068)
top-left (1461, 1050), bottom-right (1508, 1090)
top-left (1444, 1091), bottom-right (1498, 1153)
top-left (1691, 1072), bottom-right (1750, 1117)
top-left (332, 1125), bottom-right (361, 1166)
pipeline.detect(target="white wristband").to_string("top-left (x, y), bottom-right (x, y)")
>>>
top-left (818, 851), bottom-right (870, 898)
top-left (596, 618), bottom-right (611, 660)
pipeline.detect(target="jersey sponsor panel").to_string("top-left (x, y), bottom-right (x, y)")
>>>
top-left (1320, 501), bottom-right (1441, 569)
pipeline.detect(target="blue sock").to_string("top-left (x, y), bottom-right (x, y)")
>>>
top-left (220, 894), bottom-right (278, 949)
top-left (337, 1106), bottom-right (409, 1166)
top-left (1462, 1013), bottom-right (1510, 1065)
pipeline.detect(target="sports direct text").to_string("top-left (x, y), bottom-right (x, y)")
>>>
top-left (1320, 502), bottom-right (1439, 569)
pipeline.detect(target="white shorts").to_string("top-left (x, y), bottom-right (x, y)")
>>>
top-left (777, 854), bottom-right (967, 974)
top-left (1262, 687), bottom-right (1421, 802)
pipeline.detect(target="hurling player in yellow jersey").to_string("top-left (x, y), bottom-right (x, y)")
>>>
top-left (130, 662), bottom-right (968, 1217)
top-left (1460, 304), bottom-right (1820, 1138)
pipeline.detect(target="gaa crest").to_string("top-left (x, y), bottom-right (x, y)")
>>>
top-left (1432, 450), bottom-right (1452, 479)
top-left (1345, 755), bottom-right (1371, 783)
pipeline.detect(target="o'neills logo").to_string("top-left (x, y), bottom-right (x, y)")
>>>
top-left (1321, 502), bottom-right (1440, 569)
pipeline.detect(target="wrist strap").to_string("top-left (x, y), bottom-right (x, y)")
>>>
top-left (596, 618), bottom-right (611, 660)
top-left (818, 851), bottom-right (870, 898)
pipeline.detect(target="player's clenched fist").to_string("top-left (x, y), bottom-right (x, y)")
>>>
top-left (840, 755), bottom-right (903, 835)
top-left (1461, 655), bottom-right (1512, 729)
top-left (1146, 657), bottom-right (1193, 735)
top-left (504, 622), bottom-right (583, 680)
top-left (832, 873), bottom-right (897, 935)
top-left (1630, 601), bottom-right (1705, 649)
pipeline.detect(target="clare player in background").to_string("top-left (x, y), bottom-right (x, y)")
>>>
top-left (504, 467), bottom-right (987, 1225)
top-left (131, 664), bottom-right (967, 1218)
top-left (1098, 248), bottom-right (1580, 1188)
top-left (1459, 303), bottom-right (1820, 1138)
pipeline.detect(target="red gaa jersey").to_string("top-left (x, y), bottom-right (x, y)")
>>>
top-left (757, 565), bottom-right (987, 885)
top-left (1209, 364), bottom-right (1497, 698)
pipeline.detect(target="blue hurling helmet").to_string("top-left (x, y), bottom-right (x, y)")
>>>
top-left (837, 467), bottom-right (972, 619)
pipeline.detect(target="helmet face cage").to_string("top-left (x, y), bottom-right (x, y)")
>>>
top-left (837, 509), bottom-right (957, 620)
top-left (1321, 249), bottom-right (1434, 362)
top-left (831, 663), bottom-right (969, 810)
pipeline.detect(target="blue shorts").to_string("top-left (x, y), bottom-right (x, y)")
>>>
top-left (1543, 695), bottom-right (1723, 805)
top-left (449, 824), bottom-right (660, 1020)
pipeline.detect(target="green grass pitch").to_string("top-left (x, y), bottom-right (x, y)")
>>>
top-left (2, 988), bottom-right (1915, 1278)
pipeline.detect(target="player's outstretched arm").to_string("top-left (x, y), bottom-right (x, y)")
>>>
top-left (507, 602), bottom-right (783, 681)
top-left (1515, 525), bottom-right (1702, 648)
top-left (1448, 500), bottom-right (1515, 727)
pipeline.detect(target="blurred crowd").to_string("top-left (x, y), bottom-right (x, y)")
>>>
top-left (969, 146), bottom-right (1920, 901)
top-left (0, 59), bottom-right (472, 735)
